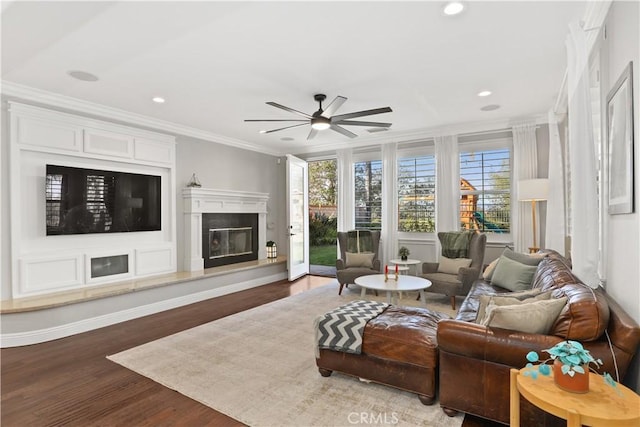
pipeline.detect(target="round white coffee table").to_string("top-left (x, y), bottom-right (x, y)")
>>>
top-left (355, 274), bottom-right (432, 305)
top-left (389, 259), bottom-right (422, 275)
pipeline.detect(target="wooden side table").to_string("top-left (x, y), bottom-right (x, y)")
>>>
top-left (510, 368), bottom-right (640, 427)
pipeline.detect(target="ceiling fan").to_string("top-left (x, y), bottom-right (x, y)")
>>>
top-left (245, 94), bottom-right (392, 140)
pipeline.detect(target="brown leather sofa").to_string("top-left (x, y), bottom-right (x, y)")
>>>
top-left (437, 250), bottom-right (640, 425)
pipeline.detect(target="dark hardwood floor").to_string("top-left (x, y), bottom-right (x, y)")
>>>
top-left (1, 275), bottom-right (502, 426)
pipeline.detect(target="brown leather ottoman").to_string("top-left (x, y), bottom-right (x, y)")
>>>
top-left (315, 305), bottom-right (449, 405)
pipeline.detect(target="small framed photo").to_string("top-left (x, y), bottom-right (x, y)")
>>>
top-left (606, 61), bottom-right (634, 214)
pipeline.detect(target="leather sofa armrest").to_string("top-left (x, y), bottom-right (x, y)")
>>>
top-left (336, 259), bottom-right (345, 270)
top-left (423, 262), bottom-right (438, 274)
top-left (437, 319), bottom-right (564, 367)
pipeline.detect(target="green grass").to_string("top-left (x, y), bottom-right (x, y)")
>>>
top-left (309, 245), bottom-right (337, 266)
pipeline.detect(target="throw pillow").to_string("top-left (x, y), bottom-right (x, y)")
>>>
top-left (491, 255), bottom-right (538, 291)
top-left (437, 256), bottom-right (472, 275)
top-left (482, 258), bottom-right (500, 281)
top-left (475, 290), bottom-right (552, 324)
top-left (502, 247), bottom-right (546, 266)
top-left (481, 297), bottom-right (568, 334)
top-left (345, 252), bottom-right (374, 268)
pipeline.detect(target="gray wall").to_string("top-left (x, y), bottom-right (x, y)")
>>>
top-left (601, 0), bottom-right (640, 391)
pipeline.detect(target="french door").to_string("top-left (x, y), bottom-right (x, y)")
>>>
top-left (286, 154), bottom-right (309, 280)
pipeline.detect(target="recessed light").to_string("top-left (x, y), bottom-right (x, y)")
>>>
top-left (67, 70), bottom-right (99, 82)
top-left (259, 130), bottom-right (267, 134)
top-left (281, 137), bottom-right (294, 141)
top-left (152, 97), bottom-right (165, 103)
top-left (443, 2), bottom-right (465, 16)
top-left (477, 91), bottom-right (492, 97)
top-left (480, 104), bottom-right (501, 111)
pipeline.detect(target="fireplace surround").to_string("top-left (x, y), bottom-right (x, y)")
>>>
top-left (183, 188), bottom-right (269, 271)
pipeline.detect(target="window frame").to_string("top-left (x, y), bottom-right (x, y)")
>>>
top-left (353, 153), bottom-right (383, 231)
top-left (396, 147), bottom-right (436, 237)
top-left (458, 138), bottom-right (513, 243)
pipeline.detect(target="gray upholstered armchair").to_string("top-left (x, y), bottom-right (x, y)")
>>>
top-left (420, 232), bottom-right (486, 310)
top-left (336, 231), bottom-right (381, 295)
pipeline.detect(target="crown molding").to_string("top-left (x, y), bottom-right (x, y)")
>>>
top-left (289, 114), bottom-right (549, 155)
top-left (1, 80), bottom-right (281, 156)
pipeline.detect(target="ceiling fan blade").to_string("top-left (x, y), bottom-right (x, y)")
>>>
top-left (333, 120), bottom-right (392, 127)
top-left (321, 96), bottom-right (347, 117)
top-left (263, 123), bottom-right (309, 133)
top-left (331, 107), bottom-right (392, 122)
top-left (307, 128), bottom-right (319, 140)
top-left (266, 102), bottom-right (312, 118)
top-left (330, 124), bottom-right (358, 139)
top-left (244, 119), bottom-right (308, 122)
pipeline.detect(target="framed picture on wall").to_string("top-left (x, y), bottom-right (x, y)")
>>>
top-left (606, 61), bottom-right (634, 214)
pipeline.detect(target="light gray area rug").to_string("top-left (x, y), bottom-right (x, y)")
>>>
top-left (108, 282), bottom-right (463, 427)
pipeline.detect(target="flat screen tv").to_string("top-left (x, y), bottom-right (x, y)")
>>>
top-left (46, 164), bottom-right (161, 235)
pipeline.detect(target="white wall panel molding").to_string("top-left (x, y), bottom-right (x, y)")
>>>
top-left (8, 102), bottom-right (177, 297)
top-left (19, 254), bottom-right (84, 295)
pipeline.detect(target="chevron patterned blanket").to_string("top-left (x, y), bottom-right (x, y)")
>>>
top-left (314, 300), bottom-right (390, 357)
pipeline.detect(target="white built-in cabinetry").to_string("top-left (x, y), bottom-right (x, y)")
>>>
top-left (9, 102), bottom-right (177, 298)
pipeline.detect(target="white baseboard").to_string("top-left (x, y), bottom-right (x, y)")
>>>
top-left (0, 272), bottom-right (287, 348)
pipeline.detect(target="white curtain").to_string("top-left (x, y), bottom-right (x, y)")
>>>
top-left (381, 143), bottom-right (398, 266)
top-left (545, 110), bottom-right (566, 254)
top-left (434, 135), bottom-right (459, 259)
top-left (512, 122), bottom-right (538, 253)
top-left (336, 148), bottom-right (354, 232)
top-left (566, 21), bottom-right (600, 288)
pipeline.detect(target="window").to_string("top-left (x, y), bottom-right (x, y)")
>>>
top-left (354, 160), bottom-right (382, 230)
top-left (45, 174), bottom-right (63, 227)
top-left (398, 155), bottom-right (435, 232)
top-left (459, 148), bottom-right (511, 233)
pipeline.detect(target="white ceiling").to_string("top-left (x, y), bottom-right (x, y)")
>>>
top-left (2, 1), bottom-right (586, 155)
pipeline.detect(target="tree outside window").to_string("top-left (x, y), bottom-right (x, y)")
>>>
top-left (354, 160), bottom-right (382, 230)
top-left (398, 155), bottom-right (435, 232)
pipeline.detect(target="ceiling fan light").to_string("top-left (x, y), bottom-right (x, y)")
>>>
top-left (311, 116), bottom-right (331, 130)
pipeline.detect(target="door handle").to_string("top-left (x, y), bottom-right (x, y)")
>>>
top-left (290, 233), bottom-right (296, 236)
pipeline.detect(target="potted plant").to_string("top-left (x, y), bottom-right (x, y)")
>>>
top-left (524, 340), bottom-right (617, 393)
top-left (398, 246), bottom-right (410, 261)
top-left (266, 241), bottom-right (277, 259)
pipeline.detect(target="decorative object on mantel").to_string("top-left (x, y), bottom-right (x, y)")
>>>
top-left (266, 241), bottom-right (277, 258)
top-left (524, 340), bottom-right (617, 394)
top-left (398, 246), bottom-right (410, 261)
top-left (186, 173), bottom-right (201, 188)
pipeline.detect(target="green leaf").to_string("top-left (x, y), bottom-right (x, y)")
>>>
top-left (566, 354), bottom-right (581, 365)
top-left (568, 340), bottom-right (583, 350)
top-left (573, 365), bottom-right (585, 374)
top-left (604, 373), bottom-right (617, 387)
top-left (526, 351), bottom-right (539, 362)
top-left (539, 364), bottom-right (551, 376)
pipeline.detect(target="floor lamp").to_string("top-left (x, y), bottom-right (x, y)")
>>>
top-left (518, 178), bottom-right (549, 254)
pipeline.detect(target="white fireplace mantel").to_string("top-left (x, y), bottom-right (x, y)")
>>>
top-left (183, 188), bottom-right (269, 271)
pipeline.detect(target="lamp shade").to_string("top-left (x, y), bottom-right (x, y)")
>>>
top-left (518, 178), bottom-right (549, 201)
